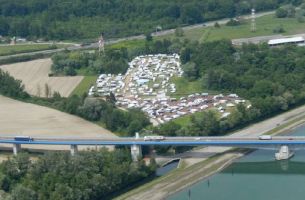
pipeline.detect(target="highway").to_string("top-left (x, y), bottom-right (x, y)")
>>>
top-left (2, 136), bottom-right (305, 150)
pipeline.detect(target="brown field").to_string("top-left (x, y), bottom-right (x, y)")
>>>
top-left (0, 58), bottom-right (83, 97)
top-left (0, 95), bottom-right (117, 150)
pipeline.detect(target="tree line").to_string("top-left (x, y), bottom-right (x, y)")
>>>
top-left (0, 150), bottom-right (156, 200)
top-left (51, 48), bottom-right (129, 76)
top-left (0, 0), bottom-right (301, 40)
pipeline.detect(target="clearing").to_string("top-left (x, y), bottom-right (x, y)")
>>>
top-left (0, 58), bottom-right (83, 97)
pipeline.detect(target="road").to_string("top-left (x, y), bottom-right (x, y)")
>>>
top-left (0, 10), bottom-right (275, 61)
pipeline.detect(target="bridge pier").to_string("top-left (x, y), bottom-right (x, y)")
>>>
top-left (70, 144), bottom-right (78, 156)
top-left (131, 144), bottom-right (142, 162)
top-left (13, 144), bottom-right (21, 155)
top-left (131, 132), bottom-right (142, 162)
top-left (275, 145), bottom-right (294, 160)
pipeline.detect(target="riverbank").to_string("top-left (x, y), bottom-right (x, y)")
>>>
top-left (117, 104), bottom-right (305, 200)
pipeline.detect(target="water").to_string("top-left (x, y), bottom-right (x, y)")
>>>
top-left (156, 159), bottom-right (180, 176)
top-left (168, 125), bottom-right (305, 200)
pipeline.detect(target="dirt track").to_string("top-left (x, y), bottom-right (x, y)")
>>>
top-left (0, 58), bottom-right (83, 97)
top-left (0, 95), bottom-right (117, 150)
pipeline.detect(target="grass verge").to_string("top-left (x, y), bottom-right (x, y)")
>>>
top-left (70, 76), bottom-right (97, 96)
top-left (0, 43), bottom-right (70, 56)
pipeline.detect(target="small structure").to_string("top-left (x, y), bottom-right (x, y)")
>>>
top-left (268, 37), bottom-right (305, 46)
top-left (275, 145), bottom-right (294, 160)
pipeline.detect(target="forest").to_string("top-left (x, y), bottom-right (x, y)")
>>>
top-left (0, 0), bottom-right (301, 40)
top-left (0, 150), bottom-right (156, 200)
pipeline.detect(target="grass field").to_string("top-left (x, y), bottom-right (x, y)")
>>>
top-left (169, 76), bottom-right (219, 98)
top-left (0, 43), bottom-right (70, 56)
top-left (159, 14), bottom-right (305, 42)
top-left (71, 75), bottom-right (97, 96)
top-left (109, 39), bottom-right (145, 49)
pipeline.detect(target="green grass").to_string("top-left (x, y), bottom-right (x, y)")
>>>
top-left (71, 76), bottom-right (97, 96)
top-left (109, 39), bottom-right (146, 49)
top-left (0, 43), bottom-right (70, 56)
top-left (158, 14), bottom-right (305, 42)
top-left (169, 76), bottom-right (218, 98)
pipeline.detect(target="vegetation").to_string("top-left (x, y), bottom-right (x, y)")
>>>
top-left (0, 0), bottom-right (300, 40)
top-left (0, 69), bottom-right (29, 99)
top-left (0, 150), bottom-right (156, 200)
top-left (51, 49), bottom-right (129, 76)
top-left (0, 44), bottom-right (62, 56)
top-left (71, 76), bottom-right (97, 96)
top-left (157, 11), bottom-right (305, 42)
top-left (0, 53), bottom-right (48, 65)
top-left (151, 40), bottom-right (305, 141)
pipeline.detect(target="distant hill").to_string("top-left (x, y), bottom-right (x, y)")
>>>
top-left (0, 0), bottom-right (300, 40)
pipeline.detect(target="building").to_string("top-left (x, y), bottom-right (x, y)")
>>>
top-left (268, 37), bottom-right (305, 46)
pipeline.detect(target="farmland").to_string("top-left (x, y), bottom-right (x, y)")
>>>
top-left (0, 95), bottom-right (116, 150)
top-left (0, 58), bottom-right (83, 97)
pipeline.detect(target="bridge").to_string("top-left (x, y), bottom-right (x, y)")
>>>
top-left (1, 135), bottom-right (305, 160)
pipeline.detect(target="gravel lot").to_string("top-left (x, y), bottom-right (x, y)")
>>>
top-left (0, 58), bottom-right (83, 97)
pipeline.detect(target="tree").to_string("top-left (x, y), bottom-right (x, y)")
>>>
top-left (214, 22), bottom-right (220, 28)
top-left (145, 32), bottom-right (153, 42)
top-left (273, 25), bottom-right (285, 33)
top-left (44, 83), bottom-right (51, 98)
top-left (11, 185), bottom-right (37, 200)
top-left (275, 8), bottom-right (288, 18)
top-left (182, 62), bottom-right (198, 80)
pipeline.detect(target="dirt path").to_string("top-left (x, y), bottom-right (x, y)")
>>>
top-left (122, 104), bottom-right (305, 200)
top-left (0, 58), bottom-right (83, 97)
top-left (0, 95), bottom-right (117, 150)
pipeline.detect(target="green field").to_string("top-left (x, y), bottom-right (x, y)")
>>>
top-left (159, 14), bottom-right (305, 42)
top-left (0, 43), bottom-right (70, 56)
top-left (71, 76), bottom-right (97, 96)
top-left (103, 12), bottom-right (305, 50)
top-left (169, 76), bottom-right (219, 98)
top-left (109, 39), bottom-right (145, 49)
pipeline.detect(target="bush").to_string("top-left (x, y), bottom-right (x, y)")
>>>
top-left (275, 8), bottom-right (288, 18)
top-left (226, 18), bottom-right (241, 26)
top-left (273, 25), bottom-right (285, 33)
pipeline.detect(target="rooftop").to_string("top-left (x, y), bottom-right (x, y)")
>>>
top-left (268, 36), bottom-right (304, 45)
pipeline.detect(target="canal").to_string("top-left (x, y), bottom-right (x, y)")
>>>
top-left (168, 124), bottom-right (305, 200)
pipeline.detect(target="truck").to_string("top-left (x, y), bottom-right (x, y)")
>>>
top-left (14, 136), bottom-right (33, 141)
top-left (258, 135), bottom-right (272, 140)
